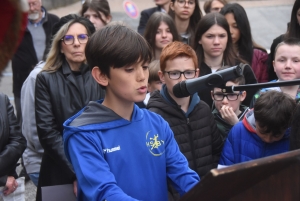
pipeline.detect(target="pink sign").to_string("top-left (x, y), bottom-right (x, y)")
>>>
top-left (123, 1), bottom-right (139, 19)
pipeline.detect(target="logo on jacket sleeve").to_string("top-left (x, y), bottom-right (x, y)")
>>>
top-left (146, 131), bottom-right (165, 156)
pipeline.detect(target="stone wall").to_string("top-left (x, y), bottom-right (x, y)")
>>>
top-left (42, 0), bottom-right (82, 10)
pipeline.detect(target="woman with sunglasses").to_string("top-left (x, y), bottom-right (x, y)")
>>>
top-left (34, 15), bottom-right (105, 201)
top-left (169, 0), bottom-right (202, 45)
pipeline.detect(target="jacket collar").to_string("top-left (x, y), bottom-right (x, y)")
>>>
top-left (160, 84), bottom-right (200, 117)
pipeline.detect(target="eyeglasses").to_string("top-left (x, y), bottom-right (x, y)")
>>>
top-left (164, 70), bottom-right (196, 80)
top-left (176, 0), bottom-right (195, 7)
top-left (61, 34), bottom-right (89, 45)
top-left (212, 92), bottom-right (243, 101)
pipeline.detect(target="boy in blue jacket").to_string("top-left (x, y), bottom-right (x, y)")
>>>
top-left (219, 90), bottom-right (296, 167)
top-left (63, 24), bottom-right (199, 201)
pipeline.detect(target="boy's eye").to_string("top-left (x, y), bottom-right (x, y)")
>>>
top-left (169, 71), bottom-right (180, 76)
top-left (142, 66), bottom-right (149, 70)
top-left (125, 68), bottom-right (134, 72)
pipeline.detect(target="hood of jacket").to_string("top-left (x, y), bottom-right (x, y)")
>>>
top-left (63, 100), bottom-right (144, 159)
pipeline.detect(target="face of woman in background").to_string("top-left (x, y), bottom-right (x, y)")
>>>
top-left (155, 21), bottom-right (173, 50)
top-left (199, 24), bottom-right (228, 58)
top-left (61, 23), bottom-right (88, 66)
top-left (225, 13), bottom-right (240, 44)
top-left (171, 0), bottom-right (196, 21)
top-left (210, 0), bottom-right (225, 13)
top-left (83, 8), bottom-right (110, 30)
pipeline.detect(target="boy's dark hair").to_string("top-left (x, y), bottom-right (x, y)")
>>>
top-left (216, 66), bottom-right (245, 85)
top-left (254, 90), bottom-right (296, 136)
top-left (148, 60), bottom-right (160, 83)
top-left (274, 37), bottom-right (300, 57)
top-left (85, 23), bottom-right (152, 77)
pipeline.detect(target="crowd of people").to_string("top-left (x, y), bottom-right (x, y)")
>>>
top-left (1, 0), bottom-right (300, 200)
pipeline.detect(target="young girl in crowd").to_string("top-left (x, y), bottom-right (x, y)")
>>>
top-left (268, 0), bottom-right (300, 81)
top-left (220, 3), bottom-right (269, 83)
top-left (169, 0), bottom-right (202, 45)
top-left (144, 12), bottom-right (180, 60)
top-left (80, 0), bottom-right (111, 31)
top-left (192, 12), bottom-right (257, 108)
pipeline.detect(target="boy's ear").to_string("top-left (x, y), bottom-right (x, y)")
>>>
top-left (91, 66), bottom-right (108, 87)
top-left (239, 91), bottom-right (247, 102)
top-left (210, 90), bottom-right (214, 100)
top-left (158, 70), bottom-right (165, 84)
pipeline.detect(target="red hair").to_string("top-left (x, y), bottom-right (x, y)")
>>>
top-left (160, 41), bottom-right (198, 72)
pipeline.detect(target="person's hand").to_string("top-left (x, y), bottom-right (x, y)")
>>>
top-left (219, 105), bottom-right (239, 125)
top-left (3, 176), bottom-right (18, 196)
top-left (73, 180), bottom-right (77, 197)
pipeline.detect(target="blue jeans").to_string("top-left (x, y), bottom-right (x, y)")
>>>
top-left (28, 173), bottom-right (39, 187)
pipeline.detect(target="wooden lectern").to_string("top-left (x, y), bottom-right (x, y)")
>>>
top-left (180, 150), bottom-right (300, 201)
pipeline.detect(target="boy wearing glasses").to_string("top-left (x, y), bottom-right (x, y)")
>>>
top-left (147, 41), bottom-right (223, 179)
top-left (63, 25), bottom-right (199, 201)
top-left (218, 90), bottom-right (295, 167)
top-left (211, 67), bottom-right (248, 142)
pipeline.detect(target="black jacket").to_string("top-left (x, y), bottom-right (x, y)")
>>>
top-left (35, 61), bottom-right (105, 201)
top-left (147, 90), bottom-right (223, 177)
top-left (137, 6), bottom-right (161, 35)
top-left (0, 93), bottom-right (26, 186)
top-left (12, 8), bottom-right (59, 97)
top-left (198, 62), bottom-right (258, 108)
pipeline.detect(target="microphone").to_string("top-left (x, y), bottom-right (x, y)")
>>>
top-left (223, 79), bottom-right (300, 93)
top-left (173, 65), bottom-right (243, 98)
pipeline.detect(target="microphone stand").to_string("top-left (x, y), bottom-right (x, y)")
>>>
top-left (222, 79), bottom-right (300, 93)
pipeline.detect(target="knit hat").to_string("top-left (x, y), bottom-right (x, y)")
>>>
top-left (51, 14), bottom-right (96, 38)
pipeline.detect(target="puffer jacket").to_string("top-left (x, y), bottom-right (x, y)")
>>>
top-left (35, 60), bottom-right (105, 201)
top-left (219, 110), bottom-right (290, 166)
top-left (147, 88), bottom-right (223, 177)
top-left (0, 93), bottom-right (26, 186)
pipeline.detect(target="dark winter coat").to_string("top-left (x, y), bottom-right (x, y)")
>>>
top-left (0, 93), bottom-right (26, 186)
top-left (147, 89), bottom-right (223, 177)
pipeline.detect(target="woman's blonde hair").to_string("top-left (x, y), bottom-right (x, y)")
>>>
top-left (43, 18), bottom-right (94, 73)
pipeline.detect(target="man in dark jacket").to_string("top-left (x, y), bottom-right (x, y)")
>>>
top-left (12, 0), bottom-right (59, 125)
top-left (147, 41), bottom-right (223, 178)
top-left (137, 0), bottom-right (170, 35)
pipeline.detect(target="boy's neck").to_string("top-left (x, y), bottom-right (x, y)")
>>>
top-left (280, 85), bottom-right (299, 99)
top-left (102, 96), bottom-right (134, 121)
